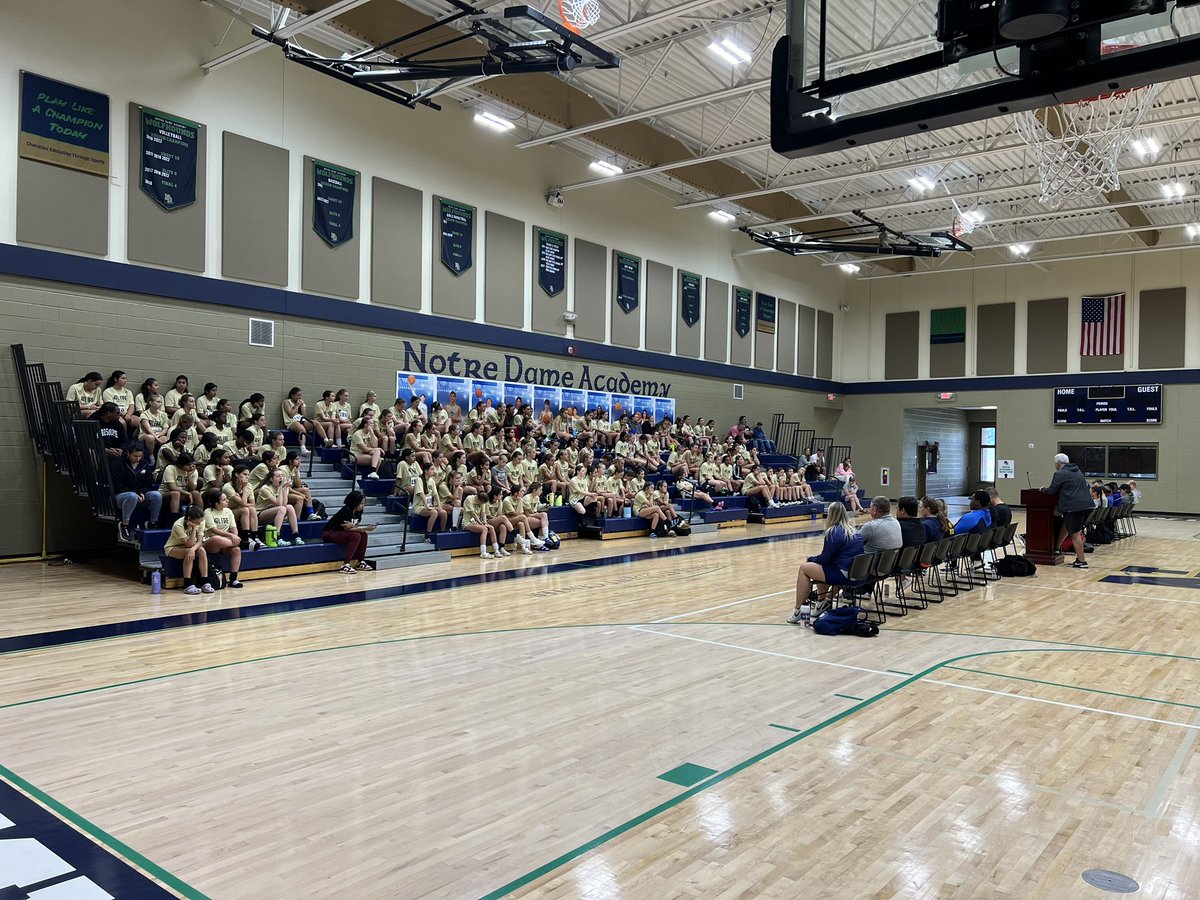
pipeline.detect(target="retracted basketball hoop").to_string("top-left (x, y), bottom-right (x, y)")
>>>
top-left (1014, 40), bottom-right (1160, 206)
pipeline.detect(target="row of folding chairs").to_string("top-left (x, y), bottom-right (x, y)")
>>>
top-left (836, 523), bottom-right (1021, 624)
top-left (1084, 502), bottom-right (1137, 540)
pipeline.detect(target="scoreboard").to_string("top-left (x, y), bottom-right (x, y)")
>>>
top-left (1053, 384), bottom-right (1162, 425)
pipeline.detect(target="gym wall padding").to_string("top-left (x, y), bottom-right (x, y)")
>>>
top-left (776, 299), bottom-right (798, 376)
top-left (975, 302), bottom-right (1016, 376)
top-left (370, 177), bottom-right (423, 310)
top-left (221, 132), bottom-right (288, 286)
top-left (573, 238), bottom-right (607, 343)
top-left (484, 210), bottom-right (525, 329)
top-left (816, 310), bottom-right (834, 380)
top-left (1138, 287), bottom-right (1186, 370)
top-left (1026, 297), bottom-right (1068, 374)
top-left (884, 311), bottom-right (920, 380)
top-left (704, 278), bottom-right (729, 363)
top-left (796, 303), bottom-right (816, 377)
top-left (301, 156), bottom-right (360, 300)
top-left (16, 157), bottom-right (108, 257)
top-left (645, 259), bottom-right (673, 354)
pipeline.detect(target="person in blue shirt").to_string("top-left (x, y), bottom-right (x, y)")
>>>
top-left (789, 502), bottom-right (863, 623)
top-left (920, 496), bottom-right (952, 542)
top-left (954, 490), bottom-right (994, 535)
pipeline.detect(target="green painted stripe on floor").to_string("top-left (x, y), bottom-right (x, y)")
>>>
top-left (657, 762), bottom-right (718, 787)
top-left (886, 669), bottom-right (913, 676)
top-left (834, 693), bottom-right (865, 701)
top-left (944, 665), bottom-right (1200, 712)
top-left (767, 723), bottom-right (802, 733)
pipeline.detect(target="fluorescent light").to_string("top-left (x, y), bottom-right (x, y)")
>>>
top-left (1161, 180), bottom-right (1187, 199)
top-left (708, 209), bottom-right (736, 223)
top-left (708, 38), bottom-right (752, 66)
top-left (1131, 136), bottom-right (1160, 157)
top-left (474, 111), bottom-right (515, 132)
top-left (1186, 223), bottom-right (1200, 239)
top-left (1009, 243), bottom-right (1031, 257)
top-left (589, 159), bottom-right (623, 176)
top-left (962, 209), bottom-right (986, 225)
top-left (908, 176), bottom-right (935, 193)
top-left (839, 263), bottom-right (860, 274)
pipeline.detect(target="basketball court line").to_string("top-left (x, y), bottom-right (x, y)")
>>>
top-left (649, 589), bottom-right (791, 622)
top-left (998, 581), bottom-right (1200, 606)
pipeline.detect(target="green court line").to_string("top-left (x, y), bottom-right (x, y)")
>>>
top-left (0, 763), bottom-right (209, 900)
top-left (767, 723), bottom-right (802, 733)
top-left (657, 763), bottom-right (718, 787)
top-left (834, 693), bottom-right (865, 701)
top-left (479, 643), bottom-right (1200, 898)
top-left (886, 669), bottom-right (913, 676)
top-left (943, 664), bottom-right (1200, 712)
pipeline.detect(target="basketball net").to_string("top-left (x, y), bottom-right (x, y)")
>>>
top-left (1013, 42), bottom-right (1160, 207)
top-left (559, 0), bottom-right (601, 32)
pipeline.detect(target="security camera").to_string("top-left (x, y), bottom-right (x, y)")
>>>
top-left (545, 189), bottom-right (565, 209)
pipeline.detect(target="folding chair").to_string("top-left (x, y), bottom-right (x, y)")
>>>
top-left (866, 548), bottom-right (900, 622)
top-left (980, 526), bottom-right (1006, 582)
top-left (942, 532), bottom-right (970, 592)
top-left (912, 540), bottom-right (942, 603)
top-left (841, 551), bottom-right (876, 608)
top-left (889, 544), bottom-right (924, 613)
top-left (952, 532), bottom-right (987, 588)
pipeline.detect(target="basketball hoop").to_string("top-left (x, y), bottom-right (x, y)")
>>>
top-left (559, 0), bottom-right (601, 32)
top-left (1014, 41), bottom-right (1161, 207)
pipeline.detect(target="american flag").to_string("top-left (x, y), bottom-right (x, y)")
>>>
top-left (1080, 293), bottom-right (1125, 357)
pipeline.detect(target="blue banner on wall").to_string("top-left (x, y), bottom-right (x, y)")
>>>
top-left (615, 252), bottom-right (640, 314)
top-left (587, 390), bottom-right (610, 414)
top-left (655, 397), bottom-right (677, 422)
top-left (436, 376), bottom-right (471, 409)
top-left (633, 396), bottom-right (656, 418)
top-left (533, 385), bottom-right (562, 418)
top-left (561, 387), bottom-right (586, 414)
top-left (397, 371), bottom-right (437, 404)
top-left (610, 393), bottom-right (633, 420)
top-left (734, 287), bottom-right (752, 337)
top-left (680, 271), bottom-right (701, 327)
top-left (756, 293), bottom-right (777, 335)
top-left (536, 227), bottom-right (567, 298)
top-left (313, 160), bottom-right (356, 247)
top-left (19, 70), bottom-right (109, 176)
top-left (440, 198), bottom-right (474, 275)
top-left (472, 379), bottom-right (504, 410)
top-left (505, 382), bottom-right (533, 408)
top-left (140, 106), bottom-right (199, 211)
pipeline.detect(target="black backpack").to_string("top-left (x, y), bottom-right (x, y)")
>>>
top-left (994, 555), bottom-right (1037, 577)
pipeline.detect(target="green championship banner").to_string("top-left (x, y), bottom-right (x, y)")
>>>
top-left (734, 287), bottom-right (752, 337)
top-left (19, 71), bottom-right (109, 176)
top-left (756, 292), bottom-right (777, 335)
top-left (536, 227), bottom-right (566, 297)
top-left (680, 271), bottom-right (701, 327)
top-left (930, 306), bottom-right (966, 344)
top-left (313, 160), bottom-right (357, 247)
top-left (615, 252), bottom-right (640, 314)
top-left (440, 199), bottom-right (474, 275)
top-left (140, 107), bottom-right (199, 210)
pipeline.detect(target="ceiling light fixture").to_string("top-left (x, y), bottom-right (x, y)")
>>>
top-left (1187, 223), bottom-right (1200, 239)
top-left (709, 209), bottom-right (736, 223)
top-left (1161, 180), bottom-right (1187, 200)
top-left (473, 111), bottom-right (515, 132)
top-left (708, 38), bottom-right (752, 66)
top-left (839, 263), bottom-right (861, 274)
top-left (589, 159), bottom-right (623, 176)
top-left (908, 176), bottom-right (935, 193)
top-left (1009, 243), bottom-right (1031, 257)
top-left (1131, 136), bottom-right (1160, 157)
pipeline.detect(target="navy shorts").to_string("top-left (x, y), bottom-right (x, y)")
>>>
top-left (1063, 509), bottom-right (1089, 536)
top-left (820, 565), bottom-right (850, 585)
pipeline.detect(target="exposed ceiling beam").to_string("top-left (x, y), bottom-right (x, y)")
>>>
top-left (201, 0), bottom-right (375, 72)
top-left (560, 139), bottom-right (770, 190)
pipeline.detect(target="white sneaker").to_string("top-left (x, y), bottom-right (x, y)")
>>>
top-left (498, 547), bottom-right (511, 557)
top-left (292, 537), bottom-right (305, 546)
top-left (480, 550), bottom-right (495, 559)
top-left (367, 471), bottom-right (380, 480)
top-left (531, 537), bottom-right (545, 549)
top-left (521, 539), bottom-right (532, 555)
top-left (300, 447), bottom-right (311, 455)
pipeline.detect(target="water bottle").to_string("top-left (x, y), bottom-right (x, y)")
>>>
top-left (151, 570), bottom-right (161, 594)
top-left (623, 503), bottom-right (632, 519)
top-left (799, 602), bottom-right (811, 625)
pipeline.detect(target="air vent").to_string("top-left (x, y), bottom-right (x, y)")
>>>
top-left (249, 318), bottom-right (275, 348)
top-left (733, 383), bottom-right (744, 401)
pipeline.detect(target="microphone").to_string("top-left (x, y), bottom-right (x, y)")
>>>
top-left (1026, 471), bottom-right (1033, 490)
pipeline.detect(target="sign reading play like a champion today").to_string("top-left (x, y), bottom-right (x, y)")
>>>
top-left (734, 287), bottom-right (752, 337)
top-left (756, 292), bottom-right (777, 335)
top-left (616, 252), bottom-right (640, 314)
top-left (140, 106), bottom-right (200, 210)
top-left (680, 271), bottom-right (701, 327)
top-left (312, 160), bottom-right (357, 247)
top-left (536, 227), bottom-right (566, 297)
top-left (440, 199), bottom-right (475, 275)
top-left (19, 71), bottom-right (109, 176)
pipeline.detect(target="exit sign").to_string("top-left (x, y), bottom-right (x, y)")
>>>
top-left (936, 392), bottom-right (957, 401)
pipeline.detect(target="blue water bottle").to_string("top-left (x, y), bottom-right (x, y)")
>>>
top-left (151, 570), bottom-right (162, 594)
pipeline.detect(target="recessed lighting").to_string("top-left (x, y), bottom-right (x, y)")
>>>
top-left (1186, 224), bottom-right (1200, 239)
top-left (709, 209), bottom-right (736, 223)
top-left (1010, 243), bottom-right (1031, 257)
top-left (839, 263), bottom-right (861, 274)
top-left (962, 209), bottom-right (986, 225)
top-left (909, 176), bottom-right (935, 193)
top-left (589, 159), bottom-right (623, 176)
top-left (473, 111), bottom-right (515, 132)
top-left (708, 38), bottom-right (752, 66)
top-left (1131, 136), bottom-right (1160, 157)
top-left (1161, 180), bottom-right (1187, 199)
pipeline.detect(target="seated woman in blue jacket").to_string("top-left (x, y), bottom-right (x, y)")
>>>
top-left (789, 502), bottom-right (863, 623)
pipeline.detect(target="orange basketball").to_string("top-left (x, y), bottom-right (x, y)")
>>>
top-left (407, 374), bottom-right (416, 387)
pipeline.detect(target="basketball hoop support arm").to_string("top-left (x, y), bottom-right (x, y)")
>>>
top-left (782, 0), bottom-right (829, 131)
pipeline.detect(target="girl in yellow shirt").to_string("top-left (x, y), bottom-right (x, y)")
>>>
top-left (65, 372), bottom-right (103, 417)
top-left (462, 492), bottom-right (498, 559)
top-left (102, 370), bottom-right (137, 429)
top-left (201, 489), bottom-right (243, 588)
top-left (164, 506), bottom-right (211, 595)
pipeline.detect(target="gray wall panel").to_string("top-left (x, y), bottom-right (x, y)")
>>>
top-left (676, 271), bottom-right (701, 359)
top-left (796, 304), bottom-right (816, 376)
top-left (704, 278), bottom-right (728, 362)
top-left (1026, 298), bottom-right (1067, 374)
top-left (730, 286), bottom-right (752, 366)
top-left (484, 210), bottom-right (525, 328)
top-left (816, 310), bottom-right (833, 380)
top-left (370, 177), bottom-right (422, 309)
top-left (754, 328), bottom-right (774, 370)
top-left (126, 103), bottom-right (205, 272)
top-left (1139, 287), bottom-right (1186, 369)
top-left (531, 226), bottom-right (568, 335)
top-left (16, 158), bottom-right (108, 256)
top-left (301, 156), bottom-right (360, 299)
top-left (221, 132), bottom-right (288, 285)
top-left (431, 195), bottom-right (477, 320)
top-left (929, 343), bottom-right (965, 378)
top-left (610, 250), bottom-right (642, 349)
top-left (885, 311), bottom-right (920, 380)
top-left (975, 302), bottom-right (1015, 376)
top-left (776, 299), bottom-right (797, 375)
top-left (645, 259), bottom-right (673, 353)
top-left (573, 238), bottom-right (606, 342)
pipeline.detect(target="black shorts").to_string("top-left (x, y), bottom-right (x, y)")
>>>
top-left (1062, 509), bottom-right (1089, 536)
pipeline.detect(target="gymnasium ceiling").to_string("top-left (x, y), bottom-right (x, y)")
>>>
top-left (201, 0), bottom-right (1200, 278)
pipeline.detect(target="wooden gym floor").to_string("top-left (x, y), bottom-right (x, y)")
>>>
top-left (3, 510), bottom-right (1200, 898)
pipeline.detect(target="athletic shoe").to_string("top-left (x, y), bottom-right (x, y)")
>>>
top-left (498, 547), bottom-right (511, 557)
top-left (229, 579), bottom-right (244, 589)
top-left (520, 539), bottom-right (533, 555)
top-left (1071, 560), bottom-right (1089, 569)
top-left (118, 523), bottom-right (132, 543)
top-left (292, 537), bottom-right (305, 546)
top-left (480, 550), bottom-right (495, 559)
top-left (201, 583), bottom-right (215, 594)
top-left (339, 564), bottom-right (356, 574)
top-left (649, 532), bottom-right (658, 539)
top-left (300, 447), bottom-right (311, 455)
top-left (367, 471), bottom-right (380, 480)
top-left (531, 537), bottom-right (545, 549)
top-left (251, 538), bottom-right (264, 551)
top-left (668, 529), bottom-right (677, 537)
top-left (356, 561), bottom-right (372, 571)
top-left (307, 513), bottom-right (323, 521)
top-left (184, 584), bottom-right (201, 595)
top-left (787, 609), bottom-right (805, 624)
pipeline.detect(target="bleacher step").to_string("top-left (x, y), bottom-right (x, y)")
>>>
top-left (371, 549), bottom-right (451, 570)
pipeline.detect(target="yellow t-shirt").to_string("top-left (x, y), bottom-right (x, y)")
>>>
top-left (568, 475), bottom-right (590, 503)
top-left (334, 401), bottom-right (352, 422)
top-left (501, 495), bottom-right (522, 517)
top-left (254, 483), bottom-right (279, 512)
top-left (741, 471), bottom-right (760, 491)
top-left (134, 393), bottom-right (156, 414)
top-left (350, 430), bottom-right (373, 455)
top-left (164, 518), bottom-right (200, 550)
top-left (197, 394), bottom-right (220, 418)
top-left (102, 386), bottom-right (134, 413)
top-left (203, 464), bottom-right (226, 486)
top-left (170, 408), bottom-right (196, 429)
top-left (633, 490), bottom-right (652, 514)
top-left (359, 402), bottom-right (381, 421)
top-left (205, 424), bottom-right (235, 452)
top-left (66, 383), bottom-right (100, 408)
top-left (164, 388), bottom-right (187, 412)
top-left (463, 494), bottom-right (486, 523)
top-left (162, 465), bottom-right (196, 492)
top-left (249, 463), bottom-right (272, 491)
top-left (409, 476), bottom-right (430, 512)
top-left (483, 499), bottom-right (504, 519)
top-left (141, 409), bottom-right (168, 436)
top-left (464, 433), bottom-right (484, 452)
top-left (203, 507), bottom-right (236, 539)
top-left (699, 462), bottom-right (719, 482)
top-left (316, 400), bottom-right (335, 421)
top-left (222, 483), bottom-right (252, 507)
top-left (520, 493), bottom-right (540, 514)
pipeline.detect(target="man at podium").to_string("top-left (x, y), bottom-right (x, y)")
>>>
top-left (1041, 453), bottom-right (1092, 569)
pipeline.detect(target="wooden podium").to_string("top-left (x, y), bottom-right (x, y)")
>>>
top-left (1020, 489), bottom-right (1064, 566)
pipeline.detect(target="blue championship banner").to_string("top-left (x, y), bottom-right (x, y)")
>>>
top-left (615, 252), bottom-right (640, 314)
top-left (440, 199), bottom-right (474, 275)
top-left (680, 271), bottom-right (701, 327)
top-left (313, 160), bottom-right (356, 246)
top-left (140, 107), bottom-right (199, 210)
top-left (734, 287), bottom-right (752, 337)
